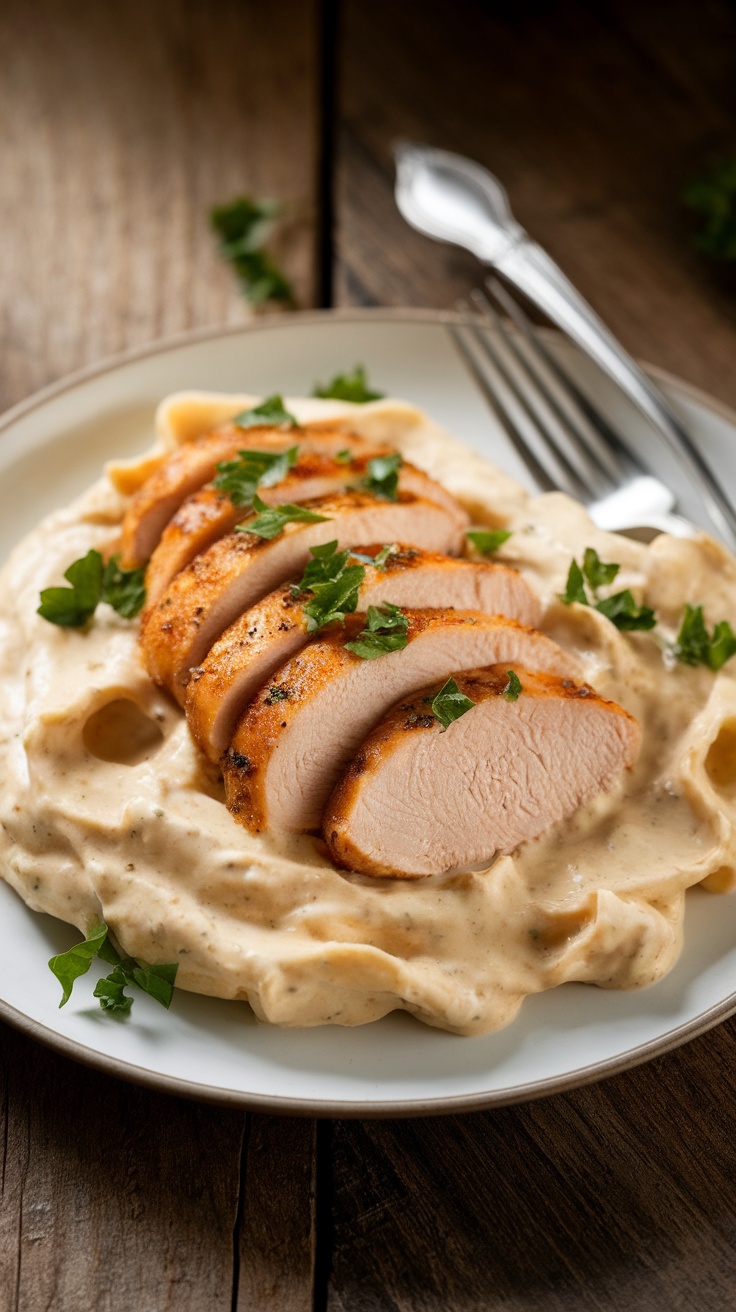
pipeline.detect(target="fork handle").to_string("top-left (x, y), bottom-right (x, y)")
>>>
top-left (493, 238), bottom-right (736, 548)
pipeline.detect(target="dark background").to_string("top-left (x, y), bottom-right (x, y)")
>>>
top-left (3, 2), bottom-right (736, 1308)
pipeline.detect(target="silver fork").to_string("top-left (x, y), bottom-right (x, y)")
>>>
top-left (395, 142), bottom-right (736, 548)
top-left (448, 279), bottom-right (696, 541)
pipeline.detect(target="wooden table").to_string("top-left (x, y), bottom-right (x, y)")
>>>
top-left (3, 2), bottom-right (736, 1307)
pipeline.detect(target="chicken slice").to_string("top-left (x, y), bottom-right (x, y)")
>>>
top-left (323, 666), bottom-right (641, 877)
top-left (186, 547), bottom-right (542, 761)
top-left (144, 453), bottom-right (470, 606)
top-left (121, 423), bottom-right (380, 567)
top-left (223, 612), bottom-right (580, 834)
top-left (140, 493), bottom-right (467, 701)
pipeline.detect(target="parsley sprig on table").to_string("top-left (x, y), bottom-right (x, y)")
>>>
top-left (559, 547), bottom-right (656, 632)
top-left (210, 198), bottom-right (294, 305)
top-left (38, 550), bottom-right (146, 628)
top-left (344, 603), bottom-right (409, 659)
top-left (48, 920), bottom-right (178, 1016)
top-left (312, 365), bottom-right (384, 403)
top-left (213, 444), bottom-right (299, 508)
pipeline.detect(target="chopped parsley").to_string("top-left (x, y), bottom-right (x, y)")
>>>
top-left (236, 494), bottom-right (330, 540)
top-left (559, 559), bottom-right (588, 607)
top-left (265, 686), bottom-right (290, 704)
top-left (466, 528), bottom-right (511, 556)
top-left (582, 546), bottom-right (619, 591)
top-left (361, 452), bottom-right (402, 501)
top-left (559, 548), bottom-right (655, 632)
top-left (209, 197), bottom-right (294, 305)
top-left (49, 919), bottom-right (178, 1015)
top-left (38, 550), bottom-right (146, 628)
top-left (213, 444), bottom-right (298, 508)
top-left (231, 395), bottom-right (298, 429)
top-left (344, 603), bottom-right (409, 659)
top-left (335, 449), bottom-right (353, 464)
top-left (349, 544), bottom-right (396, 569)
top-left (298, 540), bottom-right (349, 590)
top-left (502, 670), bottom-right (522, 702)
top-left (595, 591), bottom-right (656, 631)
top-left (293, 541), bottom-right (366, 632)
top-left (303, 566), bottom-right (366, 632)
top-left (312, 365), bottom-right (384, 403)
top-left (431, 677), bottom-right (476, 730)
top-left (673, 604), bottom-right (736, 670)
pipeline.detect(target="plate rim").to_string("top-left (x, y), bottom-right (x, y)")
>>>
top-left (3, 307), bottom-right (736, 1117)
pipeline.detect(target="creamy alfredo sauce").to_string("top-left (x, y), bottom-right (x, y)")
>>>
top-left (0, 394), bottom-right (735, 1035)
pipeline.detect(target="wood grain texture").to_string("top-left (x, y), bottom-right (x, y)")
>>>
top-left (335, 0), bottom-right (736, 408)
top-left (235, 1115), bottom-right (317, 1311)
top-left (0, 1025), bottom-right (245, 1311)
top-left (327, 1019), bottom-right (736, 1311)
top-left (0, 3), bottom-right (322, 1309)
top-left (0, 0), bottom-right (321, 412)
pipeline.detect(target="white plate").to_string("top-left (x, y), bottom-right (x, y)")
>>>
top-left (2, 308), bottom-right (736, 1116)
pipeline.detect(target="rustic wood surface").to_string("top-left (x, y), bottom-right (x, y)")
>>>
top-left (3, 1), bottom-right (736, 1308)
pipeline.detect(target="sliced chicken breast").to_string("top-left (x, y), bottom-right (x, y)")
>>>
top-left (121, 423), bottom-right (380, 567)
top-left (144, 453), bottom-right (470, 606)
top-left (324, 666), bottom-right (641, 877)
top-left (223, 612), bottom-right (580, 834)
top-left (186, 547), bottom-right (542, 761)
top-left (140, 493), bottom-right (467, 700)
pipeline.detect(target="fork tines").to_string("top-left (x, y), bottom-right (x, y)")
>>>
top-left (449, 279), bottom-right (637, 505)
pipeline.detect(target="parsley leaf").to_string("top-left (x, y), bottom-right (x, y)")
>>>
top-left (231, 395), bottom-right (298, 429)
top-left (38, 549), bottom-right (103, 627)
top-left (213, 444), bottom-right (298, 507)
top-left (559, 559), bottom-right (587, 606)
top-left (298, 541), bottom-right (349, 590)
top-left (431, 677), bottom-right (476, 730)
top-left (49, 919), bottom-right (179, 1014)
top-left (582, 547), bottom-right (619, 593)
top-left (293, 542), bottom-right (366, 632)
top-left (361, 453), bottom-right (402, 501)
top-left (49, 919), bottom-right (108, 1007)
top-left (129, 962), bottom-right (178, 1009)
top-left (312, 365), bottom-right (384, 403)
top-left (674, 604), bottom-right (736, 670)
top-left (369, 544), bottom-right (396, 570)
top-left (595, 591), bottom-right (657, 631)
top-left (210, 197), bottom-right (294, 305)
top-left (335, 449), bottom-right (353, 464)
top-left (303, 565), bottom-right (366, 632)
top-left (101, 556), bottom-right (147, 619)
top-left (466, 529), bottom-right (511, 556)
top-left (684, 158), bottom-right (736, 263)
top-left (348, 544), bottom-right (396, 569)
top-left (710, 621), bottom-right (736, 671)
top-left (93, 965), bottom-right (134, 1014)
top-left (38, 550), bottom-right (146, 628)
top-left (344, 603), bottom-right (409, 660)
top-left (237, 494), bottom-right (330, 541)
top-left (559, 550), bottom-right (656, 632)
top-left (502, 670), bottom-right (522, 702)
